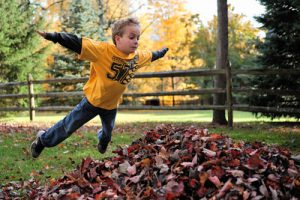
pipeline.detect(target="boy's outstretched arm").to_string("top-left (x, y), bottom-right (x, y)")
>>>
top-left (151, 47), bottom-right (169, 62)
top-left (37, 31), bottom-right (82, 54)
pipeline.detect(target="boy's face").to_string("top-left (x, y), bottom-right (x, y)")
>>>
top-left (115, 24), bottom-right (140, 55)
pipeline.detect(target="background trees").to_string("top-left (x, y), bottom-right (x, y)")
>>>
top-left (0, 0), bottom-right (48, 111)
top-left (3, 0), bottom-right (299, 120)
top-left (129, 0), bottom-right (197, 105)
top-left (0, 0), bottom-right (48, 82)
top-left (189, 6), bottom-right (259, 105)
top-left (247, 0), bottom-right (300, 119)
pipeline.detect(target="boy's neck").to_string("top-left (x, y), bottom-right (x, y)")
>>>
top-left (115, 45), bottom-right (134, 56)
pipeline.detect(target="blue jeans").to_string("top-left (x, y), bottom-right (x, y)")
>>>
top-left (40, 97), bottom-right (117, 147)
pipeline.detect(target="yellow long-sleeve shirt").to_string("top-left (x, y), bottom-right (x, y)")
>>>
top-left (78, 37), bottom-right (152, 110)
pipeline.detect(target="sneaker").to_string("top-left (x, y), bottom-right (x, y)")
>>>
top-left (97, 139), bottom-right (109, 154)
top-left (31, 130), bottom-right (45, 158)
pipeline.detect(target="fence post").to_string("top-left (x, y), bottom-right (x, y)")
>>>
top-left (27, 73), bottom-right (35, 121)
top-left (161, 78), bottom-right (164, 106)
top-left (171, 66), bottom-right (176, 106)
top-left (226, 65), bottom-right (233, 128)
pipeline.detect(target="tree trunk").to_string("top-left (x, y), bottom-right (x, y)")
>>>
top-left (96, 0), bottom-right (109, 33)
top-left (213, 0), bottom-right (228, 125)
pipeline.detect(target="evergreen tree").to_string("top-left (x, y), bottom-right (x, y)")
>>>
top-left (46, 0), bottom-right (105, 106)
top-left (0, 0), bottom-right (48, 82)
top-left (63, 0), bottom-right (105, 40)
top-left (248, 0), bottom-right (300, 119)
top-left (0, 0), bottom-right (48, 111)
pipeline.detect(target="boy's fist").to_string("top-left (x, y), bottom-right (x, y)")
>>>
top-left (36, 30), bottom-right (46, 38)
top-left (152, 47), bottom-right (169, 61)
top-left (160, 47), bottom-right (169, 57)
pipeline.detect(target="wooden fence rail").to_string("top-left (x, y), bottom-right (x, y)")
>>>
top-left (2, 88), bottom-right (299, 99)
top-left (1, 68), bottom-right (300, 127)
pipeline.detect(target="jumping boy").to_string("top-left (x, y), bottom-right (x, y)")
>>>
top-left (31, 17), bottom-right (168, 158)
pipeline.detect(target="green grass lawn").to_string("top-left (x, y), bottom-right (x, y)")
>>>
top-left (1, 110), bottom-right (299, 123)
top-left (0, 130), bottom-right (141, 184)
top-left (0, 110), bottom-right (299, 184)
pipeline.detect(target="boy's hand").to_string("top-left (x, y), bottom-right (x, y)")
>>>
top-left (152, 47), bottom-right (169, 62)
top-left (160, 47), bottom-right (169, 57)
top-left (36, 31), bottom-right (56, 42)
top-left (36, 30), bottom-right (47, 38)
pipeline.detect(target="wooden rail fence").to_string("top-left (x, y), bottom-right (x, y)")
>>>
top-left (1, 68), bottom-right (300, 127)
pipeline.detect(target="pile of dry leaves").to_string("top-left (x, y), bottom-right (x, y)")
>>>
top-left (1, 124), bottom-right (300, 199)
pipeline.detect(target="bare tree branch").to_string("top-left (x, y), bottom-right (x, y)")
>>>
top-left (29, 0), bottom-right (66, 10)
top-left (44, 0), bottom-right (66, 10)
top-left (109, 0), bottom-right (124, 20)
top-left (127, 4), bottom-right (145, 17)
top-left (30, 0), bottom-right (66, 11)
top-left (97, 0), bottom-right (145, 32)
top-left (141, 18), bottom-right (157, 35)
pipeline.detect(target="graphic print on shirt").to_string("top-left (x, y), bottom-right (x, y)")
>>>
top-left (107, 55), bottom-right (139, 85)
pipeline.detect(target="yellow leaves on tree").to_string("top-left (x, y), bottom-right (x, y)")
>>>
top-left (139, 0), bottom-right (196, 72)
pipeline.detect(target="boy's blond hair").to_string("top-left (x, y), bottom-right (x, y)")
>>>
top-left (111, 17), bottom-right (140, 45)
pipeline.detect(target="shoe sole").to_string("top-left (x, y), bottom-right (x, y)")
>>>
top-left (31, 130), bottom-right (46, 158)
top-left (98, 143), bottom-right (108, 154)
top-left (31, 140), bottom-right (40, 158)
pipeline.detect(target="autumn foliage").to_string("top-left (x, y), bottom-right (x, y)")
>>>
top-left (1, 124), bottom-right (299, 199)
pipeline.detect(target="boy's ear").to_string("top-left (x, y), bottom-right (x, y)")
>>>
top-left (115, 35), bottom-right (121, 44)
